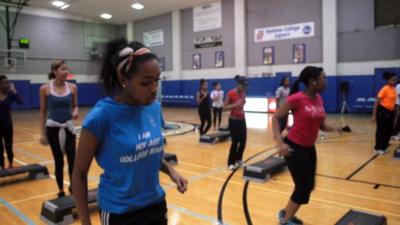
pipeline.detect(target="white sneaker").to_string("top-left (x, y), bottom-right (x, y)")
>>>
top-left (235, 160), bottom-right (244, 168)
top-left (374, 149), bottom-right (385, 155)
top-left (392, 135), bottom-right (400, 141)
top-left (228, 164), bottom-right (236, 170)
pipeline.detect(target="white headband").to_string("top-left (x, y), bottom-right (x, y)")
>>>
top-left (117, 47), bottom-right (151, 74)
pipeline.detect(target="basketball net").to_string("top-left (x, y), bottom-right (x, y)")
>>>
top-left (8, 63), bottom-right (16, 72)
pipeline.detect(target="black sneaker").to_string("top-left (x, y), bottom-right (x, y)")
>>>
top-left (58, 191), bottom-right (65, 198)
top-left (278, 209), bottom-right (303, 225)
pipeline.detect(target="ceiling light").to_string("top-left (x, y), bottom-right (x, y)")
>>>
top-left (51, 1), bottom-right (65, 7)
top-left (131, 3), bottom-right (144, 10)
top-left (60, 4), bottom-right (69, 10)
top-left (100, 13), bottom-right (112, 19)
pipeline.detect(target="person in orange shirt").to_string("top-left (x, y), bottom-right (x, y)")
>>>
top-left (372, 71), bottom-right (397, 154)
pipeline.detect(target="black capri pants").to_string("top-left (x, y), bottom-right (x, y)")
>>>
top-left (284, 137), bottom-right (316, 205)
top-left (99, 199), bottom-right (167, 225)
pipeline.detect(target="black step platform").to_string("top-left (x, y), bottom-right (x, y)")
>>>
top-left (218, 126), bottom-right (229, 132)
top-left (335, 209), bottom-right (387, 225)
top-left (243, 157), bottom-right (286, 182)
top-left (0, 164), bottom-right (49, 180)
top-left (40, 189), bottom-right (98, 225)
top-left (394, 148), bottom-right (400, 160)
top-left (200, 131), bottom-right (230, 144)
top-left (163, 152), bottom-right (178, 165)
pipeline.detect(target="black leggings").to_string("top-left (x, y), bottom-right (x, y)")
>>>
top-left (278, 114), bottom-right (289, 132)
top-left (198, 108), bottom-right (212, 135)
top-left (99, 199), bottom-right (167, 225)
top-left (47, 126), bottom-right (76, 190)
top-left (284, 138), bottom-right (316, 205)
top-left (228, 118), bottom-right (247, 166)
top-left (375, 105), bottom-right (395, 150)
top-left (0, 127), bottom-right (13, 169)
top-left (392, 105), bottom-right (400, 135)
top-left (213, 107), bottom-right (223, 128)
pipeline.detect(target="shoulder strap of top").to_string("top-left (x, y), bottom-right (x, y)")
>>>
top-left (65, 82), bottom-right (71, 95)
top-left (49, 81), bottom-right (55, 96)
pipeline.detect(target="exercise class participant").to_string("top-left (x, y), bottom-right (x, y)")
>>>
top-left (0, 75), bottom-right (22, 169)
top-left (197, 79), bottom-right (212, 135)
top-left (275, 76), bottom-right (291, 132)
top-left (392, 79), bottom-right (400, 140)
top-left (210, 82), bottom-right (224, 130)
top-left (225, 75), bottom-right (248, 170)
top-left (72, 38), bottom-right (188, 225)
top-left (372, 71), bottom-right (397, 154)
top-left (272, 66), bottom-right (342, 225)
top-left (39, 60), bottom-right (79, 197)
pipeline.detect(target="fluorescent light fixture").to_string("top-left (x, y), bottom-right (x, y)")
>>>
top-left (60, 4), bottom-right (69, 10)
top-left (52, 0), bottom-right (65, 7)
top-left (131, 3), bottom-right (144, 10)
top-left (100, 13), bottom-right (112, 19)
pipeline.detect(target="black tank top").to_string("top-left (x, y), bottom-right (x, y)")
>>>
top-left (198, 91), bottom-right (210, 111)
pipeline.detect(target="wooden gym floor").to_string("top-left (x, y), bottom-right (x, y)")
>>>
top-left (0, 107), bottom-right (399, 225)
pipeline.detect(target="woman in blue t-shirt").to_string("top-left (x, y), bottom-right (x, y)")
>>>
top-left (72, 38), bottom-right (188, 225)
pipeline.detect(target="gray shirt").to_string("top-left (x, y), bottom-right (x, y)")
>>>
top-left (275, 86), bottom-right (290, 108)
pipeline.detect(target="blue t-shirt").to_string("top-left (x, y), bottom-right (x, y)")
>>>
top-left (82, 97), bottom-right (165, 214)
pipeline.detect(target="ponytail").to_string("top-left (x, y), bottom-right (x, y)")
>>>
top-left (48, 72), bottom-right (55, 80)
top-left (290, 80), bottom-right (301, 95)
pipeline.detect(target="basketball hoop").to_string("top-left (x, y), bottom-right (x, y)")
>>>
top-left (0, 50), bottom-right (27, 70)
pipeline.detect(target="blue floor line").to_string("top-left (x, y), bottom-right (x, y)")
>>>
top-left (0, 197), bottom-right (36, 225)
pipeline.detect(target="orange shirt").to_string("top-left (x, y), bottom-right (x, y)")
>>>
top-left (378, 85), bottom-right (397, 111)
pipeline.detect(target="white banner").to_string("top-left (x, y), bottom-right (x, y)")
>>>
top-left (143, 29), bottom-right (164, 47)
top-left (193, 1), bottom-right (221, 32)
top-left (254, 22), bottom-right (315, 43)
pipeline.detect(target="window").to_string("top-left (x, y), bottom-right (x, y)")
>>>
top-left (375, 0), bottom-right (400, 27)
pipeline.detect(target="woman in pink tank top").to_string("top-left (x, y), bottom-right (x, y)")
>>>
top-left (272, 66), bottom-right (342, 225)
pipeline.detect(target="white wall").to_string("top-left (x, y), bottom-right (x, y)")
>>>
top-left (337, 60), bottom-right (400, 76)
top-left (164, 0), bottom-right (398, 80)
top-left (4, 1), bottom-right (399, 83)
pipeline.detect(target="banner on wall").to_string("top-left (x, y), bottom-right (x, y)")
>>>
top-left (143, 29), bottom-right (164, 47)
top-left (254, 22), bottom-right (315, 43)
top-left (193, 1), bottom-right (222, 32)
top-left (193, 35), bottom-right (222, 48)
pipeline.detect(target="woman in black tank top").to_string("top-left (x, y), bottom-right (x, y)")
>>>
top-left (0, 75), bottom-right (22, 169)
top-left (196, 79), bottom-right (211, 136)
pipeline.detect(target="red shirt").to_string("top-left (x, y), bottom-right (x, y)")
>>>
top-left (227, 89), bottom-right (246, 120)
top-left (286, 92), bottom-right (326, 147)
